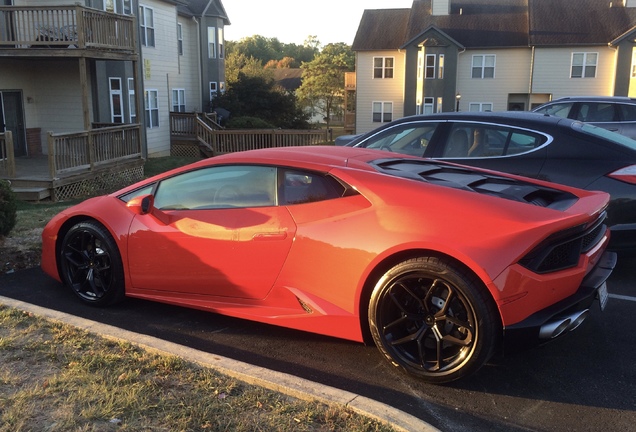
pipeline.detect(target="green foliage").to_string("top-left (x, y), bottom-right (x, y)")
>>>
top-left (0, 180), bottom-right (17, 238)
top-left (227, 116), bottom-right (275, 129)
top-left (213, 73), bottom-right (309, 129)
top-left (296, 43), bottom-right (355, 127)
top-left (227, 35), bottom-right (318, 67)
top-left (225, 51), bottom-right (274, 86)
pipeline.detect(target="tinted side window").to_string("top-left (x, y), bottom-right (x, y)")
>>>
top-left (442, 123), bottom-right (546, 158)
top-left (153, 165), bottom-right (277, 210)
top-left (535, 102), bottom-right (573, 118)
top-left (576, 103), bottom-right (615, 122)
top-left (357, 123), bottom-right (439, 156)
top-left (281, 169), bottom-right (346, 205)
top-left (617, 103), bottom-right (636, 121)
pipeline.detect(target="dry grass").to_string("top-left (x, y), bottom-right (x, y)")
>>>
top-left (0, 306), bottom-right (395, 431)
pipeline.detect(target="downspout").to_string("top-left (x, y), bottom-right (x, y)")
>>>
top-left (607, 42), bottom-right (619, 96)
top-left (200, 1), bottom-right (214, 111)
top-left (528, 45), bottom-right (535, 109)
top-left (193, 16), bottom-right (202, 111)
top-left (456, 47), bottom-right (466, 111)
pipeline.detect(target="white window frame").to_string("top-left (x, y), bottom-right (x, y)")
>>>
top-left (208, 27), bottom-right (216, 59)
top-left (436, 97), bottom-right (443, 113)
top-left (423, 97), bottom-right (434, 114)
top-left (438, 54), bottom-right (445, 79)
top-left (372, 101), bottom-right (393, 123)
top-left (145, 89), bottom-right (159, 128)
top-left (109, 77), bottom-right (123, 123)
top-left (425, 54), bottom-right (436, 79)
top-left (469, 102), bottom-right (493, 112)
top-left (128, 78), bottom-right (136, 123)
top-left (571, 52), bottom-right (598, 78)
top-left (139, 5), bottom-right (155, 47)
top-left (472, 54), bottom-right (496, 79)
top-left (177, 23), bottom-right (183, 56)
top-left (373, 57), bottom-right (394, 79)
top-left (218, 27), bottom-right (224, 59)
top-left (171, 89), bottom-right (186, 112)
top-left (209, 82), bottom-right (217, 101)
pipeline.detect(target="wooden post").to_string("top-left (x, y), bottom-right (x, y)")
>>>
top-left (47, 132), bottom-right (56, 179)
top-left (4, 131), bottom-right (16, 178)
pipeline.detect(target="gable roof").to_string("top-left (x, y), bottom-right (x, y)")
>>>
top-left (177, 0), bottom-right (230, 24)
top-left (352, 0), bottom-right (636, 51)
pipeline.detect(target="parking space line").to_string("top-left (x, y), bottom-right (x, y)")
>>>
top-left (609, 294), bottom-right (636, 302)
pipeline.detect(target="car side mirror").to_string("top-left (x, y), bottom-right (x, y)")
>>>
top-left (126, 194), bottom-right (155, 215)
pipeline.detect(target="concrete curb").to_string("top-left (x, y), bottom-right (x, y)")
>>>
top-left (0, 295), bottom-right (439, 432)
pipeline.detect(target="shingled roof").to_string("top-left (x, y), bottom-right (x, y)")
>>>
top-left (176, 0), bottom-right (230, 24)
top-left (352, 0), bottom-right (636, 50)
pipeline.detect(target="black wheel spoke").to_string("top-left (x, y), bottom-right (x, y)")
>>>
top-left (59, 222), bottom-right (124, 306)
top-left (370, 257), bottom-right (491, 383)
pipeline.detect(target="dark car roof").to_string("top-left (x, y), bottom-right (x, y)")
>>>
top-left (538, 96), bottom-right (636, 104)
top-left (362, 111), bottom-right (568, 130)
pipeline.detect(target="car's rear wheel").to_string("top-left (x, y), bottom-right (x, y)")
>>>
top-left (369, 256), bottom-right (499, 384)
top-left (59, 221), bottom-right (125, 307)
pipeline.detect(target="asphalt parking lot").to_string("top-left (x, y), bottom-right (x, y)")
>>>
top-left (1, 255), bottom-right (635, 432)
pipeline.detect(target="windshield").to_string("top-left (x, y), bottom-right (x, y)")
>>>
top-left (572, 122), bottom-right (636, 151)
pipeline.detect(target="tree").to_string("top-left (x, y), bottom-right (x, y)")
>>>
top-left (212, 73), bottom-right (309, 129)
top-left (224, 51), bottom-right (273, 86)
top-left (296, 43), bottom-right (354, 128)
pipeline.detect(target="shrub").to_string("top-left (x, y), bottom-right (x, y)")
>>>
top-left (0, 180), bottom-right (17, 238)
top-left (227, 116), bottom-right (275, 129)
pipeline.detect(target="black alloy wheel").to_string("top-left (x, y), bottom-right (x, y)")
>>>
top-left (59, 221), bottom-right (125, 307)
top-left (369, 256), bottom-right (499, 384)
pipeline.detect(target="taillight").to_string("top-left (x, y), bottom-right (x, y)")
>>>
top-left (607, 165), bottom-right (636, 184)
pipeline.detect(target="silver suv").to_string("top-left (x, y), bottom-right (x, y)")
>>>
top-left (532, 96), bottom-right (636, 139)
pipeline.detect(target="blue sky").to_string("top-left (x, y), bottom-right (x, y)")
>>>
top-left (223, 0), bottom-right (414, 46)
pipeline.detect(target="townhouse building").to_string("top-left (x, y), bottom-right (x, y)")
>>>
top-left (350, 0), bottom-right (636, 134)
top-left (0, 0), bottom-right (228, 158)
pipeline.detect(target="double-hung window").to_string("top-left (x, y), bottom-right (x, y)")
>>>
top-left (139, 5), bottom-right (155, 47)
top-left (128, 78), bottom-right (136, 123)
top-left (469, 102), bottom-right (493, 112)
top-left (571, 52), bottom-right (597, 78)
top-left (472, 54), bottom-right (495, 79)
top-left (109, 78), bottom-right (123, 123)
top-left (208, 27), bottom-right (216, 58)
top-left (425, 54), bottom-right (436, 79)
top-left (373, 57), bottom-right (394, 79)
top-left (145, 89), bottom-right (159, 128)
top-left (372, 102), bottom-right (393, 123)
top-left (209, 82), bottom-right (217, 101)
top-left (172, 89), bottom-right (186, 112)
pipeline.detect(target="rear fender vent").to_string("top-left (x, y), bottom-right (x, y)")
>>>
top-left (519, 212), bottom-right (607, 273)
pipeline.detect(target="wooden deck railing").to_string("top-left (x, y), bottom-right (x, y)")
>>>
top-left (0, 131), bottom-right (16, 178)
top-left (170, 112), bottom-right (333, 156)
top-left (47, 124), bottom-right (142, 177)
top-left (211, 129), bottom-right (332, 154)
top-left (0, 5), bottom-right (136, 51)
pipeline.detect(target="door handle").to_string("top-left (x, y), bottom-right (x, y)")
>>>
top-left (253, 232), bottom-right (288, 241)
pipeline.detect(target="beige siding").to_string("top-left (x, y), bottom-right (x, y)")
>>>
top-left (456, 48), bottom-right (532, 112)
top-left (355, 50), bottom-right (405, 134)
top-left (171, 18), bottom-right (202, 112)
top-left (140, 1), bottom-right (180, 157)
top-left (0, 59), bottom-right (93, 154)
top-left (532, 47), bottom-right (617, 97)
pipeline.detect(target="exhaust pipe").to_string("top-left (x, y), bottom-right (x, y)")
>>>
top-left (539, 309), bottom-right (590, 339)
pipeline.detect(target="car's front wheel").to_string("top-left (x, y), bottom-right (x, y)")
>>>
top-left (59, 221), bottom-right (125, 307)
top-left (368, 256), bottom-right (499, 384)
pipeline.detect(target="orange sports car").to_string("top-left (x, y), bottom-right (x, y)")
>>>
top-left (41, 146), bottom-right (616, 383)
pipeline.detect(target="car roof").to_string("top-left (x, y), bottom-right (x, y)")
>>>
top-left (544, 96), bottom-right (636, 103)
top-left (373, 111), bottom-right (568, 128)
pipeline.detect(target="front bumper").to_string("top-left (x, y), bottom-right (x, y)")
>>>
top-left (502, 250), bottom-right (617, 354)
